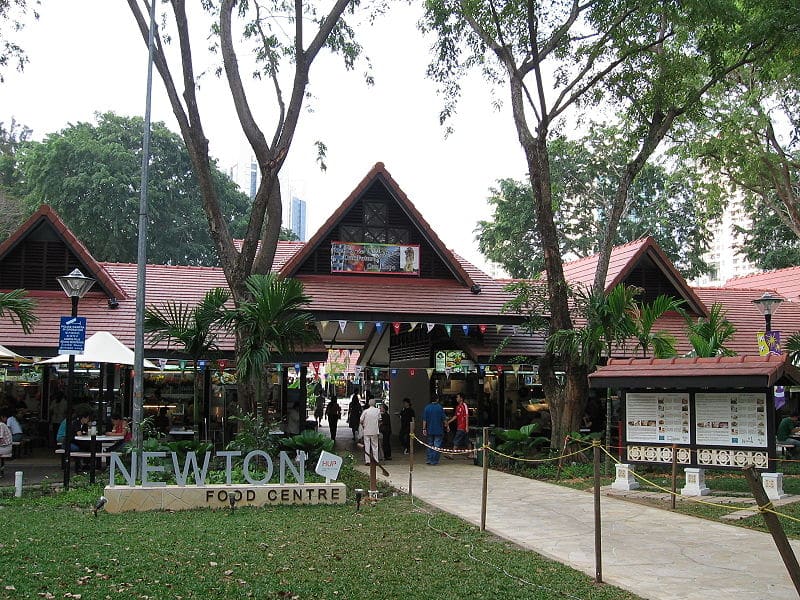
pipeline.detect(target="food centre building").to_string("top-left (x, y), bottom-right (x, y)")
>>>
top-left (2, 162), bottom-right (800, 446)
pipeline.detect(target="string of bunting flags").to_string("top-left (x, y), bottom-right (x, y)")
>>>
top-left (316, 320), bottom-right (520, 337)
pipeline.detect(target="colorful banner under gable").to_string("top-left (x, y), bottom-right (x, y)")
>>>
top-left (358, 321), bottom-right (365, 332)
top-left (426, 368), bottom-right (434, 378)
top-left (512, 364), bottom-right (521, 374)
top-left (757, 332), bottom-right (768, 356)
top-left (218, 359), bottom-right (228, 370)
top-left (767, 330), bottom-right (782, 355)
top-left (426, 323), bottom-right (435, 333)
top-left (294, 362), bottom-right (301, 372)
top-left (372, 367), bottom-right (380, 378)
top-left (157, 358), bottom-right (167, 371)
top-left (179, 360), bottom-right (186, 372)
top-left (461, 324), bottom-right (469, 335)
top-left (409, 322), bottom-right (418, 331)
top-left (495, 324), bottom-right (503, 334)
top-left (479, 324), bottom-right (487, 334)
top-left (276, 364), bottom-right (283, 372)
top-left (311, 362), bottom-right (320, 376)
top-left (444, 324), bottom-right (452, 336)
top-left (339, 320), bottom-right (347, 332)
top-left (496, 365), bottom-right (504, 373)
top-left (375, 322), bottom-right (384, 333)
top-left (392, 322), bottom-right (401, 335)
top-left (775, 385), bottom-right (786, 410)
top-left (409, 368), bottom-right (416, 376)
top-left (198, 360), bottom-right (206, 371)
top-left (320, 321), bottom-right (329, 333)
top-left (391, 369), bottom-right (398, 377)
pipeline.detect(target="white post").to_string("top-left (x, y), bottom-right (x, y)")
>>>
top-left (680, 467), bottom-right (711, 496)
top-left (14, 471), bottom-right (23, 497)
top-left (611, 463), bottom-right (640, 491)
top-left (761, 472), bottom-right (788, 500)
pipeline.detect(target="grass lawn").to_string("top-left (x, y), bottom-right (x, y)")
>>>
top-left (0, 471), bottom-right (642, 600)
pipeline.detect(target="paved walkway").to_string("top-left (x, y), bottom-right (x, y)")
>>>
top-left (357, 453), bottom-right (800, 600)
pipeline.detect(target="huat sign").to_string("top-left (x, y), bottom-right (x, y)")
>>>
top-left (102, 450), bottom-right (347, 513)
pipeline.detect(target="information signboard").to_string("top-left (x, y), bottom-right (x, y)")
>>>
top-left (626, 392), bottom-right (691, 444)
top-left (59, 316), bottom-right (87, 355)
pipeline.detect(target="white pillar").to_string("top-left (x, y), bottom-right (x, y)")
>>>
top-left (14, 471), bottom-right (22, 497)
top-left (611, 463), bottom-right (640, 491)
top-left (761, 472), bottom-right (788, 500)
top-left (680, 467), bottom-right (710, 496)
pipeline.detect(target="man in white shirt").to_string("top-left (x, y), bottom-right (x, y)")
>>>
top-left (4, 409), bottom-right (23, 442)
top-left (359, 398), bottom-right (381, 465)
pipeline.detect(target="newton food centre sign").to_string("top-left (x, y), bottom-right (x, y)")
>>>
top-left (103, 450), bottom-right (347, 513)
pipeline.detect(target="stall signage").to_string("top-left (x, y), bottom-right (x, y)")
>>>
top-left (330, 241), bottom-right (420, 275)
top-left (435, 350), bottom-right (468, 371)
top-left (59, 316), bottom-right (87, 355)
top-left (315, 450), bottom-right (343, 480)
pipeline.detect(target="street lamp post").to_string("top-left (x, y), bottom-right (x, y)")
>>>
top-left (753, 292), bottom-right (784, 332)
top-left (57, 268), bottom-right (95, 490)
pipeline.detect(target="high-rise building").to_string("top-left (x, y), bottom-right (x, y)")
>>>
top-left (290, 196), bottom-right (307, 242)
top-left (691, 195), bottom-right (758, 287)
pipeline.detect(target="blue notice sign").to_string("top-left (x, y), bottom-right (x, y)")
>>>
top-left (59, 316), bottom-right (87, 355)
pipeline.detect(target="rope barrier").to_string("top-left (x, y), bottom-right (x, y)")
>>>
top-left (408, 432), bottom-right (800, 522)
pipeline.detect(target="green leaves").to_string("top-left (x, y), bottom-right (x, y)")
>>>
top-left (14, 112), bottom-right (250, 266)
top-left (0, 288), bottom-right (37, 334)
top-left (683, 302), bottom-right (737, 358)
top-left (221, 274), bottom-right (319, 381)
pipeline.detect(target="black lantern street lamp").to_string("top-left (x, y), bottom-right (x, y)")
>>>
top-left (56, 268), bottom-right (95, 490)
top-left (752, 291), bottom-right (784, 332)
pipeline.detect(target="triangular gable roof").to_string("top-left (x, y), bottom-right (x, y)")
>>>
top-left (279, 162), bottom-right (476, 289)
top-left (724, 266), bottom-right (800, 302)
top-left (560, 237), bottom-right (707, 316)
top-left (0, 205), bottom-right (126, 300)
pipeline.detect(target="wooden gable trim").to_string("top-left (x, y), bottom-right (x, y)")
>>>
top-left (0, 205), bottom-right (127, 299)
top-left (279, 163), bottom-right (476, 288)
top-left (594, 237), bottom-right (707, 317)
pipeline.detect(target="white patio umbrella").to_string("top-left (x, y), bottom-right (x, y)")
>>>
top-left (37, 331), bottom-right (157, 368)
top-left (0, 344), bottom-right (29, 362)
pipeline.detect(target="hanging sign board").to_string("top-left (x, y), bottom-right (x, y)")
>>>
top-left (59, 316), bottom-right (87, 355)
top-left (330, 241), bottom-right (420, 275)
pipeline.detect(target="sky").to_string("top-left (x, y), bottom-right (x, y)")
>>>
top-left (2, 1), bottom-right (528, 274)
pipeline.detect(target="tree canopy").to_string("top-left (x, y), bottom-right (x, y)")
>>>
top-left (11, 112), bottom-right (249, 265)
top-left (0, 0), bottom-right (38, 82)
top-left (423, 0), bottom-right (787, 445)
top-left (477, 131), bottom-right (717, 279)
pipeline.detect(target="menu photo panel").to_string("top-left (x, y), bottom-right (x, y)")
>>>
top-left (694, 392), bottom-right (767, 448)
top-left (625, 392), bottom-right (691, 444)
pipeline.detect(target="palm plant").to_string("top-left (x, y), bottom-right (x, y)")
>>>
top-left (782, 332), bottom-right (800, 364)
top-left (0, 289), bottom-right (38, 334)
top-left (547, 284), bottom-right (638, 369)
top-left (683, 302), bottom-right (737, 357)
top-left (630, 295), bottom-right (684, 358)
top-left (220, 274), bottom-right (319, 415)
top-left (144, 287), bottom-right (231, 437)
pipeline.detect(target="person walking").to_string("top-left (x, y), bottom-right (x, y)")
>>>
top-left (399, 397), bottom-right (415, 455)
top-left (379, 403), bottom-right (392, 460)
top-left (313, 393), bottom-right (325, 428)
top-left (325, 395), bottom-right (341, 441)
top-left (348, 394), bottom-right (362, 441)
top-left (447, 393), bottom-right (470, 458)
top-left (422, 395), bottom-right (447, 465)
top-left (360, 398), bottom-right (381, 465)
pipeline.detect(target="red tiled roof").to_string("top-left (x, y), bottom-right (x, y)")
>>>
top-left (558, 236), bottom-right (707, 316)
top-left (589, 354), bottom-right (800, 388)
top-left (278, 162), bottom-right (476, 289)
top-left (0, 205), bottom-right (126, 300)
top-left (724, 266), bottom-right (800, 302)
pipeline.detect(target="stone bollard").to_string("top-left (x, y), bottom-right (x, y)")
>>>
top-left (14, 471), bottom-right (22, 497)
top-left (611, 463), bottom-right (640, 491)
top-left (680, 467), bottom-right (710, 496)
top-left (761, 472), bottom-right (788, 500)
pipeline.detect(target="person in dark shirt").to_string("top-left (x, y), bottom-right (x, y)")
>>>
top-left (399, 397), bottom-right (415, 455)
